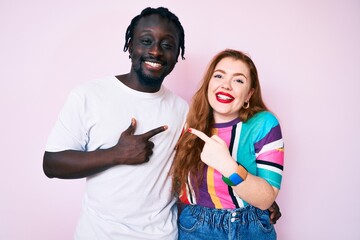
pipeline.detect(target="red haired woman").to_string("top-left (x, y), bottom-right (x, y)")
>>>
top-left (171, 49), bottom-right (284, 240)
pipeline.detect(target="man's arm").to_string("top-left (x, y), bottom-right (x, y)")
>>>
top-left (43, 119), bottom-right (167, 179)
top-left (43, 149), bottom-right (115, 179)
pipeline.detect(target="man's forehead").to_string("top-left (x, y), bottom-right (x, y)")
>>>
top-left (134, 15), bottom-right (179, 39)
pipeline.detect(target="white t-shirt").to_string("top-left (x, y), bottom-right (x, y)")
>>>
top-left (46, 76), bottom-right (189, 240)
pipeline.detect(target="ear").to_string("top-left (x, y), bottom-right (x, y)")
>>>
top-left (128, 42), bottom-right (133, 59)
top-left (128, 40), bottom-right (133, 54)
top-left (246, 88), bottom-right (255, 102)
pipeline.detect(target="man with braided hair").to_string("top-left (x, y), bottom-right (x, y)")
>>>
top-left (43, 7), bottom-right (187, 240)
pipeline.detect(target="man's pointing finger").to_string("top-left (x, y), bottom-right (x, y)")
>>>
top-left (142, 125), bottom-right (168, 140)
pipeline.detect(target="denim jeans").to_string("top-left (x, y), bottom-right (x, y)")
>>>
top-left (178, 204), bottom-right (276, 240)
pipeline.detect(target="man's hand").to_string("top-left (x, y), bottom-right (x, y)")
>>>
top-left (43, 118), bottom-right (167, 179)
top-left (112, 118), bottom-right (167, 165)
top-left (268, 201), bottom-right (282, 224)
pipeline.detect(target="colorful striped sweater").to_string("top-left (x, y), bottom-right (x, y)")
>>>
top-left (180, 111), bottom-right (284, 209)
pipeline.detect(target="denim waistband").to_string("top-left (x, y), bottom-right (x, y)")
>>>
top-left (185, 204), bottom-right (269, 225)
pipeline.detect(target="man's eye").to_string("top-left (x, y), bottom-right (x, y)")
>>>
top-left (162, 43), bottom-right (173, 49)
top-left (141, 39), bottom-right (152, 45)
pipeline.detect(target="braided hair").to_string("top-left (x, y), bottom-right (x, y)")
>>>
top-left (123, 7), bottom-right (185, 60)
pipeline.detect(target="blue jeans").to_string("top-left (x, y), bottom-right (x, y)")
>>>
top-left (178, 204), bottom-right (276, 240)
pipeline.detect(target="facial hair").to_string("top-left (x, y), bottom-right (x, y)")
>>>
top-left (133, 63), bottom-right (166, 88)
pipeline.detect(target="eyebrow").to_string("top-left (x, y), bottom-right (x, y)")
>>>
top-left (139, 29), bottom-right (177, 42)
top-left (214, 69), bottom-right (248, 79)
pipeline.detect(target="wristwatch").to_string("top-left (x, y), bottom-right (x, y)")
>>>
top-left (222, 164), bottom-right (248, 186)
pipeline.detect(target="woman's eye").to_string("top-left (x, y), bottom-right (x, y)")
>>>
top-left (235, 79), bottom-right (244, 84)
top-left (214, 74), bottom-right (222, 79)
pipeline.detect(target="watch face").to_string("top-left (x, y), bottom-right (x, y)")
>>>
top-left (229, 173), bottom-right (243, 185)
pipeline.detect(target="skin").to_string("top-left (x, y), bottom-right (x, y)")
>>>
top-left (43, 14), bottom-right (180, 179)
top-left (269, 201), bottom-right (282, 224)
top-left (118, 14), bottom-right (180, 93)
top-left (207, 57), bottom-right (254, 123)
top-left (188, 57), bottom-right (279, 210)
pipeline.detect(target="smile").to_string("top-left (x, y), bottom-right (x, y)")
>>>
top-left (145, 61), bottom-right (163, 69)
top-left (216, 92), bottom-right (234, 103)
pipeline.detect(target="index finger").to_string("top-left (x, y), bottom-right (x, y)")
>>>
top-left (141, 125), bottom-right (168, 140)
top-left (188, 128), bottom-right (210, 142)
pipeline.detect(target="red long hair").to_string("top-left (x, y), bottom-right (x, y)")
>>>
top-left (170, 49), bottom-right (268, 196)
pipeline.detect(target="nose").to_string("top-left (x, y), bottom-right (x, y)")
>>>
top-left (221, 80), bottom-right (232, 91)
top-left (149, 42), bottom-right (163, 57)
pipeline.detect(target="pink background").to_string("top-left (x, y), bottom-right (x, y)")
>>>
top-left (1, 0), bottom-right (359, 239)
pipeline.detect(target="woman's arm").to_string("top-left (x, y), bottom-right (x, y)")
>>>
top-left (188, 128), bottom-right (280, 210)
top-left (219, 156), bottom-right (279, 210)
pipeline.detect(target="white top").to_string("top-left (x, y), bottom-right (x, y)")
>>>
top-left (46, 76), bottom-right (188, 240)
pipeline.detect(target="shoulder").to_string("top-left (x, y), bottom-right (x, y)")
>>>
top-left (247, 111), bottom-right (279, 126)
top-left (242, 111), bottom-right (281, 138)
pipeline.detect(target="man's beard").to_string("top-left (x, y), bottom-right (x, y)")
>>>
top-left (134, 66), bottom-right (165, 87)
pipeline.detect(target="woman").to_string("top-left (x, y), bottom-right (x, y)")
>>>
top-left (171, 49), bottom-right (284, 239)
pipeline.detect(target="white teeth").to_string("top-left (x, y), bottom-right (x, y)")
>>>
top-left (217, 94), bottom-right (232, 100)
top-left (145, 61), bottom-right (161, 67)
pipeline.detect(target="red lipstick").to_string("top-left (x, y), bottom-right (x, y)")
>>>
top-left (215, 91), bottom-right (234, 103)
